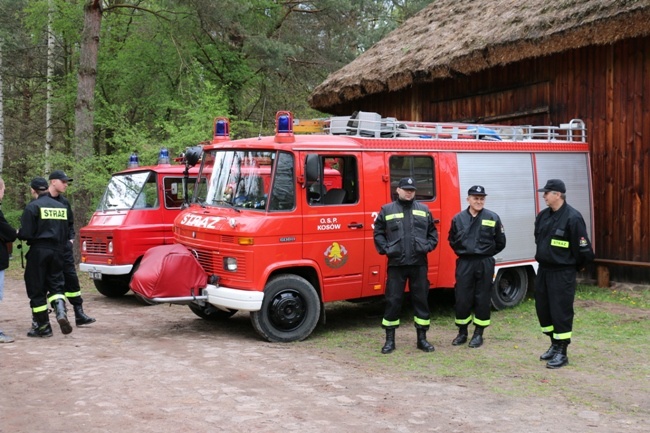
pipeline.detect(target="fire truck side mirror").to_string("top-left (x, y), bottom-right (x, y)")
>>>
top-left (305, 154), bottom-right (321, 183)
top-left (184, 146), bottom-right (203, 167)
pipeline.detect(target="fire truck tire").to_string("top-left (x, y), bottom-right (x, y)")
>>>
top-left (491, 267), bottom-right (528, 310)
top-left (94, 276), bottom-right (131, 298)
top-left (188, 303), bottom-right (237, 321)
top-left (250, 275), bottom-right (321, 343)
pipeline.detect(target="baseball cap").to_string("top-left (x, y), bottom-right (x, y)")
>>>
top-left (30, 177), bottom-right (49, 191)
top-left (48, 170), bottom-right (73, 182)
top-left (398, 177), bottom-right (417, 190)
top-left (537, 179), bottom-right (566, 193)
top-left (467, 185), bottom-right (487, 196)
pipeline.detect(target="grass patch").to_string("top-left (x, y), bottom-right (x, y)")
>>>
top-left (304, 285), bottom-right (650, 416)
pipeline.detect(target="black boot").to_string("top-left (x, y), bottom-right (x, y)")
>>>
top-left (416, 328), bottom-right (435, 352)
top-left (468, 326), bottom-right (484, 348)
top-left (27, 312), bottom-right (53, 338)
top-left (451, 326), bottom-right (468, 346)
top-left (546, 341), bottom-right (569, 369)
top-left (52, 299), bottom-right (73, 335)
top-left (381, 328), bottom-right (396, 354)
top-left (540, 337), bottom-right (560, 361)
top-left (74, 305), bottom-right (96, 326)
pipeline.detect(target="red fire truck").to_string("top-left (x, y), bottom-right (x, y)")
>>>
top-left (79, 119), bottom-right (230, 297)
top-left (138, 111), bottom-right (594, 342)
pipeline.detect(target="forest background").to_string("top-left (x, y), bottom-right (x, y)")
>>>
top-left (0, 0), bottom-right (432, 232)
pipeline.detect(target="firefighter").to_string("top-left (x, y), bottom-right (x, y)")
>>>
top-left (17, 177), bottom-right (71, 337)
top-left (373, 177), bottom-right (439, 354)
top-left (448, 185), bottom-right (506, 348)
top-left (48, 170), bottom-right (95, 326)
top-left (535, 179), bottom-right (594, 369)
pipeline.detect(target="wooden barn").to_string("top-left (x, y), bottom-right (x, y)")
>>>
top-left (309, 0), bottom-right (650, 285)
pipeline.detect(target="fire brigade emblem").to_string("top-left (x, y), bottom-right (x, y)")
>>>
top-left (324, 242), bottom-right (348, 269)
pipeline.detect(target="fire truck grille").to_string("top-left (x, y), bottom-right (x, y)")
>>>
top-left (192, 248), bottom-right (246, 277)
top-left (82, 239), bottom-right (108, 254)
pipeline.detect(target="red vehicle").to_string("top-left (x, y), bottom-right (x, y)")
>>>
top-left (136, 111), bottom-right (594, 342)
top-left (79, 120), bottom-right (229, 297)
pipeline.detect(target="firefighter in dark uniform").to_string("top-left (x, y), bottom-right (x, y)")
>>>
top-left (448, 185), bottom-right (506, 348)
top-left (374, 177), bottom-right (439, 354)
top-left (535, 179), bottom-right (594, 369)
top-left (48, 170), bottom-right (95, 325)
top-left (17, 177), bottom-right (72, 337)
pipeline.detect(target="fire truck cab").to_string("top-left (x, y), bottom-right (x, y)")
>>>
top-left (165, 111), bottom-right (593, 343)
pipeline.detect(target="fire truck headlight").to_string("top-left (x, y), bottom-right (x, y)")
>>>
top-left (108, 241), bottom-right (114, 254)
top-left (224, 257), bottom-right (237, 272)
top-left (82, 240), bottom-right (87, 252)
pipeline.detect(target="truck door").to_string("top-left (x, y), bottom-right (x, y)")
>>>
top-left (302, 153), bottom-right (365, 302)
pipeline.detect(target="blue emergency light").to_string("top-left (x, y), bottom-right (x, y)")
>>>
top-left (275, 111), bottom-right (295, 143)
top-left (212, 117), bottom-right (231, 143)
top-left (158, 147), bottom-right (170, 165)
top-left (128, 152), bottom-right (139, 168)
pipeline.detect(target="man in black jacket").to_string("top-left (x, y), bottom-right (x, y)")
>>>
top-left (48, 170), bottom-right (95, 326)
top-left (17, 177), bottom-right (71, 337)
top-left (0, 178), bottom-right (17, 343)
top-left (448, 185), bottom-right (506, 348)
top-left (535, 179), bottom-right (594, 368)
top-left (373, 177), bottom-right (439, 354)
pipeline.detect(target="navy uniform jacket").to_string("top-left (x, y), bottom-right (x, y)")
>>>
top-left (0, 207), bottom-right (17, 270)
top-left (17, 195), bottom-right (69, 249)
top-left (448, 207), bottom-right (506, 257)
top-left (534, 201), bottom-right (594, 269)
top-left (49, 192), bottom-right (75, 241)
top-left (373, 198), bottom-right (438, 267)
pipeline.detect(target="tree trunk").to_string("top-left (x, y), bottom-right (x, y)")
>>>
top-left (45, 0), bottom-right (55, 174)
top-left (0, 40), bottom-right (4, 176)
top-left (73, 0), bottom-right (102, 257)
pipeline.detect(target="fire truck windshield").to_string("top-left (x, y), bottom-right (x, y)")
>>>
top-left (98, 171), bottom-right (157, 211)
top-left (197, 150), bottom-right (295, 211)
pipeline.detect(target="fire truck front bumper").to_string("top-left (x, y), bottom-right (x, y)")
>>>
top-left (203, 284), bottom-right (264, 312)
top-left (79, 263), bottom-right (133, 278)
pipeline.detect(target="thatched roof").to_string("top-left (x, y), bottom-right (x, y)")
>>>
top-left (309, 0), bottom-right (650, 111)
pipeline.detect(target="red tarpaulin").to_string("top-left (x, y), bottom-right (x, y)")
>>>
top-left (130, 244), bottom-right (207, 300)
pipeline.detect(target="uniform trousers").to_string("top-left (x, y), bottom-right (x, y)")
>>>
top-left (454, 256), bottom-right (494, 327)
top-left (383, 265), bottom-right (430, 329)
top-left (24, 246), bottom-right (65, 311)
top-left (62, 242), bottom-right (83, 306)
top-left (535, 266), bottom-right (576, 341)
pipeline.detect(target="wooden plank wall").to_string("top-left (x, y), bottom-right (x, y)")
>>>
top-left (333, 36), bottom-right (650, 282)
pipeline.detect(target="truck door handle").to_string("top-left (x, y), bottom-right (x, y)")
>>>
top-left (348, 223), bottom-right (363, 229)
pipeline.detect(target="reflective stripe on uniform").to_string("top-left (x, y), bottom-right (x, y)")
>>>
top-left (473, 317), bottom-right (490, 327)
top-left (385, 213), bottom-right (404, 221)
top-left (541, 325), bottom-right (554, 333)
top-left (554, 331), bottom-right (572, 340)
top-left (413, 316), bottom-right (430, 327)
top-left (551, 239), bottom-right (569, 248)
top-left (382, 318), bottom-right (400, 327)
top-left (482, 220), bottom-right (496, 227)
top-left (65, 291), bottom-right (82, 298)
top-left (47, 294), bottom-right (67, 303)
top-left (455, 315), bottom-right (473, 326)
top-left (32, 304), bottom-right (48, 313)
top-left (40, 208), bottom-right (67, 220)
top-left (412, 210), bottom-right (427, 217)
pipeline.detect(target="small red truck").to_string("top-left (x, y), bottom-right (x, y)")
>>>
top-left (79, 119), bottom-right (229, 297)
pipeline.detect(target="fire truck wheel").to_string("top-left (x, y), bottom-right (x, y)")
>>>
top-left (491, 267), bottom-right (528, 310)
top-left (251, 275), bottom-right (321, 343)
top-left (188, 303), bottom-right (237, 321)
top-left (94, 276), bottom-right (131, 298)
